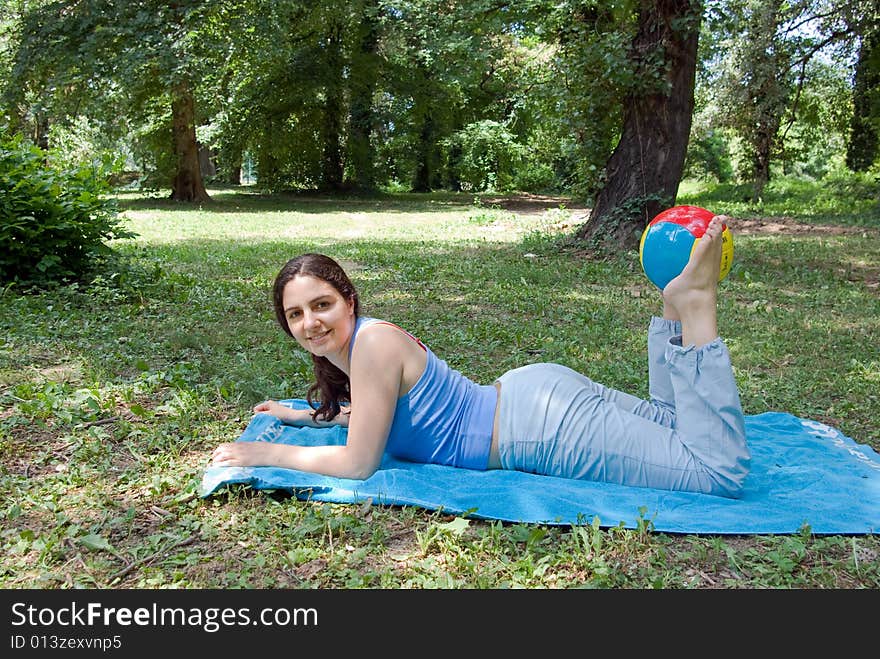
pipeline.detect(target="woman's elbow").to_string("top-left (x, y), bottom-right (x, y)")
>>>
top-left (343, 456), bottom-right (381, 480)
top-left (346, 464), bottom-right (379, 480)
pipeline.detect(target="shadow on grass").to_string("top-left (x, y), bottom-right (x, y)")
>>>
top-left (113, 186), bottom-right (586, 216)
top-left (117, 183), bottom-right (879, 231)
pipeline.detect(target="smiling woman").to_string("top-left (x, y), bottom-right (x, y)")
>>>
top-left (211, 225), bottom-right (752, 497)
top-left (282, 277), bottom-right (355, 355)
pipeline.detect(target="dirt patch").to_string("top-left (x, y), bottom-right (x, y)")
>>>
top-left (4, 424), bottom-right (74, 478)
top-left (483, 198), bottom-right (867, 237)
top-left (734, 216), bottom-right (868, 236)
top-left (481, 194), bottom-right (591, 217)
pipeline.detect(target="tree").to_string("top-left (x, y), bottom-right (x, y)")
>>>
top-left (208, 0), bottom-right (383, 192)
top-left (170, 79), bottom-right (209, 202)
top-left (346, 0), bottom-right (381, 191)
top-left (701, 1), bottom-right (873, 196)
top-left (524, 1), bottom-right (634, 196)
top-left (847, 13), bottom-right (880, 170)
top-left (3, 0), bottom-right (227, 202)
top-left (319, 17), bottom-right (346, 191)
top-left (5, 0), bottom-right (870, 207)
top-left (379, 0), bottom-right (537, 192)
top-left (576, 0), bottom-right (702, 251)
top-left (724, 0), bottom-right (792, 201)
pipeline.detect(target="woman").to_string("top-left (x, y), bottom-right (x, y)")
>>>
top-left (211, 215), bottom-right (751, 497)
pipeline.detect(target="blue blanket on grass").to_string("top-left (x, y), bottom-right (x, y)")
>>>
top-left (199, 400), bottom-right (880, 534)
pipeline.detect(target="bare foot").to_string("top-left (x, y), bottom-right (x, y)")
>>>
top-left (662, 215), bottom-right (726, 345)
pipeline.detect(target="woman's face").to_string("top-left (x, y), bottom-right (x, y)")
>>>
top-left (281, 274), bottom-right (355, 359)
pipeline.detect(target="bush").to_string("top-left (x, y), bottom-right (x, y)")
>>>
top-left (0, 131), bottom-right (136, 288)
top-left (514, 162), bottom-right (560, 193)
top-left (444, 120), bottom-right (524, 192)
top-left (683, 129), bottom-right (734, 183)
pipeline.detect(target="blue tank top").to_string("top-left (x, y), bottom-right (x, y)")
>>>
top-left (348, 317), bottom-right (497, 470)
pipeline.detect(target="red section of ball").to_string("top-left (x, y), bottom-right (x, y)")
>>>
top-left (647, 205), bottom-right (719, 238)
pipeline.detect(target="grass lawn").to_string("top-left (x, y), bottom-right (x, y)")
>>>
top-left (1, 180), bottom-right (878, 589)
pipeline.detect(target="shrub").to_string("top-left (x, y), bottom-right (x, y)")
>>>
top-left (514, 162), bottom-right (560, 193)
top-left (683, 129), bottom-right (734, 183)
top-left (0, 131), bottom-right (136, 288)
top-left (444, 120), bottom-right (524, 193)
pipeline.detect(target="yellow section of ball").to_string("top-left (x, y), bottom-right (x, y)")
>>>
top-left (688, 226), bottom-right (734, 281)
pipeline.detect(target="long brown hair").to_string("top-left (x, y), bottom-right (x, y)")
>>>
top-left (272, 253), bottom-right (360, 422)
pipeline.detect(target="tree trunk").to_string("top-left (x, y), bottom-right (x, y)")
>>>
top-left (576, 0), bottom-right (701, 252)
top-left (320, 27), bottom-right (345, 192)
top-left (321, 92), bottom-right (345, 191)
top-left (735, 0), bottom-right (785, 204)
top-left (412, 110), bottom-right (436, 192)
top-left (34, 110), bottom-right (49, 151)
top-left (170, 80), bottom-right (211, 203)
top-left (751, 124), bottom-right (774, 202)
top-left (218, 143), bottom-right (242, 185)
top-left (227, 163), bottom-right (242, 186)
top-left (198, 143), bottom-right (216, 177)
top-left (346, 0), bottom-right (379, 192)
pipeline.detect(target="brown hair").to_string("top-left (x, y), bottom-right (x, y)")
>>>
top-left (272, 253), bottom-right (360, 422)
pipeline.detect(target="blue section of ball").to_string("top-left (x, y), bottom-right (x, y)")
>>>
top-left (640, 221), bottom-right (697, 290)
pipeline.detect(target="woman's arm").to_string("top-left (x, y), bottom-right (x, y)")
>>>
top-left (253, 399), bottom-right (350, 428)
top-left (211, 327), bottom-right (411, 480)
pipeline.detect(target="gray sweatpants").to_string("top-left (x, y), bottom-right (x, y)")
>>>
top-left (495, 317), bottom-right (751, 497)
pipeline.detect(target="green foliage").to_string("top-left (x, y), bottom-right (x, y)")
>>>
top-left (513, 161), bottom-right (561, 193)
top-left (0, 131), bottom-right (135, 288)
top-left (1, 0), bottom-right (874, 211)
top-left (129, 110), bottom-right (178, 192)
top-left (444, 120), bottom-right (524, 192)
top-left (779, 58), bottom-right (854, 180)
top-left (683, 128), bottom-right (734, 183)
top-left (534, 1), bottom-right (636, 196)
top-left (1, 0), bottom-right (240, 194)
top-left (847, 26), bottom-right (880, 171)
top-left (700, 0), bottom-right (871, 193)
top-left (716, 1), bottom-right (793, 188)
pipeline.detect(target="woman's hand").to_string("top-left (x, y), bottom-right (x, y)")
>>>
top-left (254, 399), bottom-right (351, 427)
top-left (211, 441), bottom-right (281, 467)
top-left (253, 399), bottom-right (299, 423)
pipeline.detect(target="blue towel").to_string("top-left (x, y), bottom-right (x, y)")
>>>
top-left (200, 400), bottom-right (880, 534)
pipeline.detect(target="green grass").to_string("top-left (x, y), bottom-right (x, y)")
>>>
top-left (678, 172), bottom-right (880, 225)
top-left (1, 180), bottom-right (878, 589)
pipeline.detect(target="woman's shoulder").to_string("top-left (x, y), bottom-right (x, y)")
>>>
top-left (351, 317), bottom-right (430, 394)
top-left (353, 317), bottom-right (428, 354)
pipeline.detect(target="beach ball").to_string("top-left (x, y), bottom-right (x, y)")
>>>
top-left (638, 205), bottom-right (733, 290)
